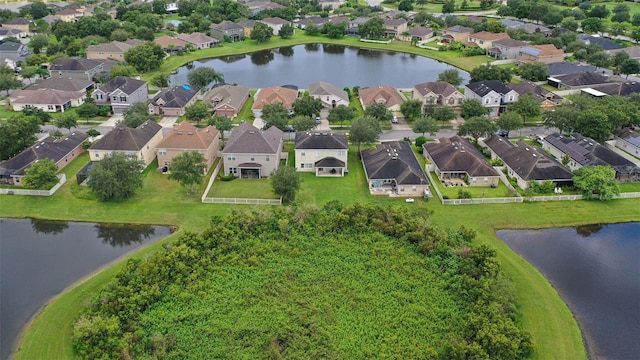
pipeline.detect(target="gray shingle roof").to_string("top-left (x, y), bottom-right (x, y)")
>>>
top-left (30, 77), bottom-right (94, 92)
top-left (90, 121), bottom-right (162, 152)
top-left (414, 81), bottom-right (459, 97)
top-left (466, 80), bottom-right (512, 97)
top-left (616, 128), bottom-right (640, 147)
top-left (309, 81), bottom-right (349, 103)
top-left (223, 122), bottom-right (283, 154)
top-left (544, 133), bottom-right (637, 169)
top-left (98, 77), bottom-right (146, 96)
top-left (547, 62), bottom-right (596, 76)
top-left (578, 34), bottom-right (624, 51)
top-left (50, 57), bottom-right (102, 71)
top-left (361, 141), bottom-right (428, 185)
top-left (150, 85), bottom-right (199, 109)
top-left (424, 135), bottom-right (499, 177)
top-left (294, 132), bottom-right (348, 150)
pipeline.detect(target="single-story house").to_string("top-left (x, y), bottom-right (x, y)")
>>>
top-left (361, 141), bottom-right (429, 197)
top-left (221, 122), bottom-right (283, 178)
top-left (578, 34), bottom-right (624, 51)
top-left (149, 85), bottom-right (200, 117)
top-left (154, 36), bottom-right (188, 54)
top-left (441, 25), bottom-right (473, 44)
top-left (49, 58), bottom-right (103, 81)
top-left (0, 131), bottom-right (87, 186)
top-left (252, 86), bottom-right (298, 118)
top-left (614, 128), bottom-right (640, 158)
top-left (203, 84), bottom-right (251, 118)
top-left (89, 121), bottom-right (163, 167)
top-left (176, 32), bottom-right (219, 49)
top-left (517, 44), bottom-right (565, 64)
top-left (309, 81), bottom-right (349, 109)
top-left (483, 135), bottom-right (573, 189)
top-left (10, 88), bottom-right (85, 112)
top-left (547, 61), bottom-right (597, 77)
top-left (547, 72), bottom-right (613, 90)
top-left (398, 26), bottom-right (433, 42)
top-left (29, 77), bottom-right (94, 93)
top-left (295, 131), bottom-right (348, 176)
top-left (92, 77), bottom-right (148, 114)
top-left (156, 121), bottom-right (220, 172)
top-left (359, 85), bottom-right (404, 114)
top-left (508, 81), bottom-right (565, 112)
top-left (86, 41), bottom-right (133, 60)
top-left (0, 42), bottom-right (30, 62)
top-left (423, 135), bottom-right (500, 187)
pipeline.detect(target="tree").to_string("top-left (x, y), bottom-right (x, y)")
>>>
top-left (632, 27), bottom-right (640, 44)
top-left (582, 17), bottom-right (606, 34)
top-left (437, 69), bottom-right (463, 87)
top-left (184, 102), bottom-right (210, 126)
top-left (261, 102), bottom-right (290, 130)
top-left (619, 59), bottom-right (640, 78)
top-left (543, 106), bottom-right (580, 134)
top-left (364, 103), bottom-right (392, 122)
top-left (20, 67), bottom-right (37, 84)
top-left (0, 73), bottom-right (23, 95)
top-left (87, 129), bottom-right (101, 138)
top-left (22, 107), bottom-right (51, 124)
top-left (495, 112), bottom-right (520, 135)
top-left (350, 116), bottom-right (382, 153)
top-left (461, 99), bottom-right (491, 119)
top-left (187, 67), bottom-right (224, 88)
top-left (575, 110), bottom-right (611, 143)
top-left (400, 99), bottom-right (423, 121)
top-left (327, 105), bottom-right (355, 128)
top-left (250, 22), bottom-right (273, 43)
top-left (469, 64), bottom-right (512, 83)
top-left (152, 0), bottom-right (167, 14)
top-left (30, 1), bottom-right (49, 19)
top-left (432, 106), bottom-right (456, 126)
top-left (77, 102), bottom-right (99, 123)
top-left (0, 115), bottom-right (40, 160)
top-left (518, 62), bottom-right (548, 81)
top-left (55, 112), bottom-right (78, 133)
top-left (270, 166), bottom-right (301, 203)
top-left (89, 153), bottom-right (144, 201)
top-left (150, 73), bottom-right (169, 88)
top-left (293, 115), bottom-right (317, 132)
top-left (412, 115), bottom-right (438, 137)
top-left (442, 0), bottom-right (455, 14)
top-left (586, 51), bottom-right (612, 69)
top-left (124, 43), bottom-right (165, 73)
top-left (122, 102), bottom-right (156, 128)
top-left (23, 158), bottom-right (58, 189)
top-left (589, 4), bottom-right (610, 19)
top-left (29, 34), bottom-right (49, 54)
top-left (560, 17), bottom-right (580, 32)
top-left (398, 0), bottom-right (413, 11)
top-left (324, 22), bottom-right (347, 39)
top-left (358, 17), bottom-right (385, 39)
top-left (573, 165), bottom-right (619, 201)
top-left (209, 115), bottom-right (232, 141)
top-left (110, 65), bottom-right (137, 78)
top-left (292, 95), bottom-right (323, 117)
top-left (457, 116), bottom-right (497, 142)
top-left (169, 151), bottom-right (206, 193)
top-left (508, 95), bottom-right (540, 124)
top-left (278, 23), bottom-right (294, 39)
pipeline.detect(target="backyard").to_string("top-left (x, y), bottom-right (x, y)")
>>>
top-left (430, 172), bottom-right (516, 199)
top-left (207, 177), bottom-right (279, 199)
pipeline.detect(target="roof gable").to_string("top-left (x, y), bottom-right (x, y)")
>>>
top-left (90, 121), bottom-right (162, 152)
top-left (424, 135), bottom-right (499, 177)
top-left (151, 85), bottom-right (199, 108)
top-left (157, 122), bottom-right (218, 150)
top-left (295, 132), bottom-right (348, 150)
top-left (361, 141), bottom-right (428, 185)
top-left (223, 122), bottom-right (283, 154)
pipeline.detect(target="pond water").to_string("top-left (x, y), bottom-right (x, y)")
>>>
top-left (0, 219), bottom-right (171, 360)
top-left (498, 223), bottom-right (640, 360)
top-left (169, 44), bottom-right (470, 89)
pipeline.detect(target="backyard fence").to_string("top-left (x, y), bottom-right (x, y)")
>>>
top-left (441, 197), bottom-right (523, 205)
top-left (200, 161), bottom-right (282, 205)
top-left (0, 174), bottom-right (66, 196)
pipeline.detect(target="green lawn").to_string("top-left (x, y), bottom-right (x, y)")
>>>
top-left (619, 182), bottom-right (640, 193)
top-left (234, 90), bottom-right (256, 124)
top-left (206, 177), bottom-right (279, 199)
top-left (431, 172), bottom-right (516, 199)
top-left (382, 0), bottom-right (497, 13)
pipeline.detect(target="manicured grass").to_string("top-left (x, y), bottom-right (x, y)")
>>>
top-left (206, 177), bottom-right (279, 199)
top-left (431, 172), bottom-right (516, 199)
top-left (0, 105), bottom-right (16, 119)
top-left (234, 90), bottom-right (256, 124)
top-left (619, 182), bottom-right (640, 192)
top-left (383, 0), bottom-right (496, 13)
top-left (349, 95), bottom-right (364, 118)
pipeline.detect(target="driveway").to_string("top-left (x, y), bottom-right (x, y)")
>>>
top-left (100, 114), bottom-right (123, 127)
top-left (159, 116), bottom-right (178, 128)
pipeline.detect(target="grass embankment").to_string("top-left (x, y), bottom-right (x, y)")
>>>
top-left (143, 31), bottom-right (489, 82)
top-left (6, 149), bottom-right (640, 359)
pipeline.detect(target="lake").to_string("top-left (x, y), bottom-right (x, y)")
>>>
top-left (498, 223), bottom-right (640, 360)
top-left (0, 219), bottom-right (171, 360)
top-left (169, 44), bottom-right (470, 89)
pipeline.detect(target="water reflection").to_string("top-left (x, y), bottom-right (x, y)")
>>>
top-left (357, 48), bottom-right (383, 58)
top-left (219, 54), bottom-right (246, 64)
top-left (279, 46), bottom-right (294, 57)
top-left (251, 50), bottom-right (274, 65)
top-left (575, 224), bottom-right (603, 237)
top-left (30, 219), bottom-right (69, 235)
top-left (322, 44), bottom-right (345, 54)
top-left (95, 223), bottom-right (156, 247)
top-left (304, 43), bottom-right (320, 51)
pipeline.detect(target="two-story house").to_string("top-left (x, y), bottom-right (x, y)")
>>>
top-left (441, 25), bottom-right (473, 44)
top-left (2, 18), bottom-right (32, 36)
top-left (93, 77), bottom-right (148, 114)
top-left (487, 38), bottom-right (528, 60)
top-left (89, 121), bottom-right (163, 167)
top-left (86, 41), bottom-right (133, 61)
top-left (260, 17), bottom-right (292, 35)
top-left (412, 81), bottom-right (464, 108)
top-left (202, 84), bottom-right (251, 118)
top-left (222, 122), bottom-right (283, 178)
top-left (383, 18), bottom-right (408, 38)
top-left (156, 121), bottom-right (220, 173)
top-left (295, 132), bottom-right (349, 176)
top-left (210, 21), bottom-right (244, 42)
top-left (464, 80), bottom-right (519, 117)
top-left (309, 81), bottom-right (349, 108)
top-left (49, 58), bottom-right (103, 81)
top-left (467, 31), bottom-right (510, 49)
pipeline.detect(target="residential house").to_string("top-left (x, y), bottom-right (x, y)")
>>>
top-left (260, 17), bottom-right (292, 35)
top-left (318, 0), bottom-right (343, 10)
top-left (42, 15), bottom-right (61, 25)
top-left (93, 77), bottom-right (148, 114)
top-left (210, 21), bottom-right (244, 42)
top-left (89, 121), bottom-right (163, 167)
top-left (29, 77), bottom-right (94, 93)
top-left (517, 44), bottom-right (565, 64)
top-left (467, 32), bottom-right (510, 49)
top-left (542, 133), bottom-right (639, 182)
top-left (237, 20), bottom-right (257, 37)
top-left (10, 88), bottom-right (85, 112)
top-left (361, 141), bottom-right (429, 197)
top-left (383, 18), bottom-right (408, 38)
top-left (149, 85), bottom-right (199, 117)
top-left (202, 84), bottom-right (251, 118)
top-left (2, 18), bottom-right (32, 35)
top-left (154, 36), bottom-right (187, 54)
top-left (346, 16), bottom-right (370, 36)
top-left (398, 26), bottom-right (433, 42)
top-left (515, 23), bottom-right (551, 36)
top-left (0, 27), bottom-right (26, 40)
top-left (177, 32), bottom-right (219, 49)
top-left (467, 16), bottom-right (485, 24)
top-left (86, 41), bottom-right (133, 60)
top-left (441, 25), bottom-right (473, 44)
top-left (156, 121), bottom-right (220, 172)
top-left (614, 128), bottom-right (640, 158)
top-left (607, 46), bottom-right (640, 61)
top-left (591, 81), bottom-right (640, 97)
top-left (499, 18), bottom-right (525, 28)
top-left (252, 86), bottom-right (298, 117)
top-left (547, 72), bottom-right (613, 90)
top-left (49, 58), bottom-right (103, 81)
top-left (483, 135), bottom-right (574, 189)
top-left (222, 122), bottom-right (283, 178)
top-left (245, 0), bottom-right (285, 16)
top-left (487, 38), bottom-right (528, 60)
top-left (55, 7), bottom-right (82, 22)
top-left (166, 2), bottom-right (179, 12)
top-left (423, 135), bottom-right (500, 187)
top-left (295, 132), bottom-right (348, 176)
top-left (0, 131), bottom-right (88, 186)
top-left (547, 61), bottom-right (597, 77)
top-left (412, 81), bottom-right (464, 108)
top-left (309, 81), bottom-right (349, 108)
top-left (578, 34), bottom-right (624, 51)
top-left (0, 42), bottom-right (29, 62)
top-left (295, 16), bottom-right (329, 29)
top-left (508, 81), bottom-right (564, 112)
top-left (359, 85), bottom-right (404, 115)
top-left (464, 80), bottom-right (519, 117)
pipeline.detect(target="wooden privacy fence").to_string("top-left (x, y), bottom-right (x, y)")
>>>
top-left (0, 174), bottom-right (66, 196)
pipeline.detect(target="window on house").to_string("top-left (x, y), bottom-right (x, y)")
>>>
top-left (158, 149), bottom-right (167, 155)
top-left (338, 150), bottom-right (346, 156)
top-left (48, 105), bottom-right (54, 110)
top-left (113, 97), bottom-right (117, 101)
top-left (484, 98), bottom-right (490, 104)
top-left (509, 96), bottom-right (514, 101)
top-left (94, 151), bottom-right (99, 158)
top-left (96, 94), bottom-right (102, 100)
top-left (301, 151), bottom-right (305, 157)
top-left (164, 161), bottom-right (171, 166)
top-left (250, 155), bottom-right (255, 161)
top-left (227, 154), bottom-right (236, 161)
top-left (266, 155), bottom-right (270, 161)
top-left (120, 96), bottom-right (127, 102)
top-left (399, 186), bottom-right (405, 192)
top-left (494, 98), bottom-right (499, 103)
top-left (412, 186), bottom-right (417, 192)
top-left (484, 177), bottom-right (488, 183)
top-left (229, 167), bottom-right (237, 174)
top-left (472, 177), bottom-right (477, 183)
top-left (448, 98), bottom-right (455, 104)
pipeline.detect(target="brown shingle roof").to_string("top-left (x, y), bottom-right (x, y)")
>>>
top-left (87, 41), bottom-right (132, 54)
top-left (423, 135), bottom-right (499, 177)
top-left (157, 122), bottom-right (218, 150)
top-left (10, 88), bottom-right (84, 105)
top-left (203, 84), bottom-right (251, 111)
top-left (469, 31), bottom-right (510, 41)
top-left (176, 32), bottom-right (217, 45)
top-left (414, 81), bottom-right (459, 98)
top-left (90, 121), bottom-right (162, 152)
top-left (154, 36), bottom-right (187, 49)
top-left (223, 122), bottom-right (282, 154)
top-left (252, 86), bottom-right (298, 110)
top-left (359, 85), bottom-right (404, 108)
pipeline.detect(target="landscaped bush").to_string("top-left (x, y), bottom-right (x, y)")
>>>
top-left (458, 189), bottom-right (472, 199)
top-left (415, 136), bottom-right (428, 148)
top-left (490, 158), bottom-right (504, 166)
top-left (218, 173), bottom-right (235, 181)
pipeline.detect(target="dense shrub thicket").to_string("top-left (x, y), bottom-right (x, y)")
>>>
top-left (73, 203), bottom-right (532, 359)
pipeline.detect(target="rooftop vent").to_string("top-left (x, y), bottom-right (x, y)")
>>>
top-left (188, 132), bottom-right (194, 135)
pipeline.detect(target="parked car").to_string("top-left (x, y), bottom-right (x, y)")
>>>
top-left (284, 125), bottom-right (295, 132)
top-left (315, 116), bottom-right (321, 124)
top-left (392, 116), bottom-right (398, 124)
top-left (495, 129), bottom-right (509, 137)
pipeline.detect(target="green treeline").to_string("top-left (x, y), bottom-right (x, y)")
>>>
top-left (72, 202), bottom-right (532, 359)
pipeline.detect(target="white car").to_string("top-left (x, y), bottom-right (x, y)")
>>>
top-left (392, 116), bottom-right (398, 124)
